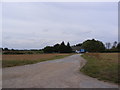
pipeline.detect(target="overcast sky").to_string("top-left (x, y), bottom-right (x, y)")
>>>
top-left (2, 2), bottom-right (118, 49)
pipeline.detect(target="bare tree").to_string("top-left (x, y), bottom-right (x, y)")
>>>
top-left (105, 42), bottom-right (111, 49)
top-left (112, 41), bottom-right (117, 48)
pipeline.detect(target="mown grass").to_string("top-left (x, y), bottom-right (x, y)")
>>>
top-left (2, 54), bottom-right (73, 68)
top-left (81, 53), bottom-right (119, 84)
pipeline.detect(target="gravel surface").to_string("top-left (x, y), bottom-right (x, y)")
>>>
top-left (2, 54), bottom-right (118, 88)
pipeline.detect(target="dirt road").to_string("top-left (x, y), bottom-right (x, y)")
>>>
top-left (2, 54), bottom-right (118, 88)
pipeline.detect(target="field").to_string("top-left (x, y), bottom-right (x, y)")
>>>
top-left (2, 50), bottom-right (44, 54)
top-left (2, 53), bottom-right (72, 67)
top-left (81, 53), bottom-right (119, 84)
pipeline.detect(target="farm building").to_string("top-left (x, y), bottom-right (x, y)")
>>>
top-left (71, 46), bottom-right (85, 53)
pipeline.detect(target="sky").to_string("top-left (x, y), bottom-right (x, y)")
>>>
top-left (1, 2), bottom-right (118, 49)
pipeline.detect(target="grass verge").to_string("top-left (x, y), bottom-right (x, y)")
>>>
top-left (81, 53), bottom-right (119, 84)
top-left (2, 54), bottom-right (73, 68)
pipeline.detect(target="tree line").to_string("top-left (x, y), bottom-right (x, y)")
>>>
top-left (2, 39), bottom-right (120, 54)
top-left (77, 39), bottom-right (120, 52)
top-left (43, 41), bottom-right (72, 53)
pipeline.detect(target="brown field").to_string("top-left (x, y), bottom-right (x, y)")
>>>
top-left (2, 53), bottom-right (72, 67)
top-left (3, 53), bottom-right (70, 61)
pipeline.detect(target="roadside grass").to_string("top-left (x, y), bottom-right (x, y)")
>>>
top-left (2, 54), bottom-right (73, 68)
top-left (81, 53), bottom-right (119, 84)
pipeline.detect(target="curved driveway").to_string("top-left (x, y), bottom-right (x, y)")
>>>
top-left (3, 54), bottom-right (118, 88)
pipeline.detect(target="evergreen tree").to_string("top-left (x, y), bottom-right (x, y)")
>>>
top-left (53, 44), bottom-right (60, 53)
top-left (59, 41), bottom-right (67, 53)
top-left (67, 42), bottom-right (72, 53)
top-left (43, 41), bottom-right (72, 53)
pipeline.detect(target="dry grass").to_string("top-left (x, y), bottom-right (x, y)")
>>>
top-left (85, 53), bottom-right (119, 63)
top-left (2, 53), bottom-right (72, 67)
top-left (81, 53), bottom-right (119, 84)
top-left (3, 54), bottom-right (70, 61)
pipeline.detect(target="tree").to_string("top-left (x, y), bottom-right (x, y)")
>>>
top-left (112, 41), bottom-right (117, 49)
top-left (81, 39), bottom-right (105, 52)
top-left (43, 41), bottom-right (72, 53)
top-left (11, 49), bottom-right (15, 51)
top-left (53, 44), bottom-right (60, 53)
top-left (117, 42), bottom-right (120, 51)
top-left (113, 41), bottom-right (117, 47)
top-left (43, 46), bottom-right (54, 53)
top-left (110, 41), bottom-right (118, 52)
top-left (105, 42), bottom-right (111, 49)
top-left (59, 41), bottom-right (67, 53)
top-left (4, 48), bottom-right (9, 51)
top-left (76, 43), bottom-right (82, 46)
top-left (1, 48), bottom-right (3, 51)
top-left (66, 42), bottom-right (72, 53)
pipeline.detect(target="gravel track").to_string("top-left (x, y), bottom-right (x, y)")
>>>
top-left (2, 54), bottom-right (118, 88)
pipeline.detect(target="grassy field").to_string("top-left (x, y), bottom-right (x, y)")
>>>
top-left (2, 53), bottom-right (73, 67)
top-left (81, 53), bottom-right (119, 84)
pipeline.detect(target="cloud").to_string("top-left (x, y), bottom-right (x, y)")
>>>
top-left (2, 2), bottom-right (118, 49)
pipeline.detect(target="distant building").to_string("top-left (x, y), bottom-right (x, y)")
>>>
top-left (71, 46), bottom-right (81, 52)
top-left (71, 46), bottom-right (85, 53)
top-left (80, 49), bottom-right (85, 53)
